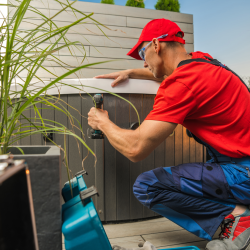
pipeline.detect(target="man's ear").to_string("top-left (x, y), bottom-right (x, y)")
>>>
top-left (152, 38), bottom-right (161, 55)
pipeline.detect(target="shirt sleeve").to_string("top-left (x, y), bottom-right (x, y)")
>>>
top-left (145, 80), bottom-right (197, 124)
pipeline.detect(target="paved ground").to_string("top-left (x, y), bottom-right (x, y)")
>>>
top-left (62, 216), bottom-right (220, 249)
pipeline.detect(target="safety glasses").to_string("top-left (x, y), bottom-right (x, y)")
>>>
top-left (138, 34), bottom-right (168, 61)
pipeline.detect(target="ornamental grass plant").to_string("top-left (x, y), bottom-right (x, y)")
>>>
top-left (1, 0), bottom-right (106, 154)
top-left (0, 0), bottom-right (109, 191)
top-left (0, 0), bottom-right (139, 193)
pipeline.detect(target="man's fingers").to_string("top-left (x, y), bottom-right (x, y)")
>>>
top-left (94, 74), bottom-right (116, 79)
top-left (111, 76), bottom-right (123, 87)
top-left (94, 75), bottom-right (107, 78)
top-left (94, 71), bottom-right (128, 87)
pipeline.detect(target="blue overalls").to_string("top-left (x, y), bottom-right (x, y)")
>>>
top-left (133, 57), bottom-right (250, 241)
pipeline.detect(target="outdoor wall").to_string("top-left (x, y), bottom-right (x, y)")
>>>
top-left (10, 0), bottom-right (194, 81)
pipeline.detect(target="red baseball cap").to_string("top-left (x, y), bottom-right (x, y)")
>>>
top-left (127, 18), bottom-right (185, 60)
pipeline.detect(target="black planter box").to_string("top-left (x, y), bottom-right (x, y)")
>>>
top-left (8, 146), bottom-right (61, 250)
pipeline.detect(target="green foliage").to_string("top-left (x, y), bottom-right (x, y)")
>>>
top-left (125, 0), bottom-right (145, 8)
top-left (0, 0), bottom-right (104, 157)
top-left (101, 0), bottom-right (115, 4)
top-left (0, 0), bottom-right (141, 196)
top-left (1, 0), bottom-right (140, 160)
top-left (155, 0), bottom-right (180, 12)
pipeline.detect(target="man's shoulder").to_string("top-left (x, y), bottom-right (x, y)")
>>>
top-left (173, 51), bottom-right (217, 78)
top-left (190, 51), bottom-right (213, 59)
top-left (160, 54), bottom-right (217, 91)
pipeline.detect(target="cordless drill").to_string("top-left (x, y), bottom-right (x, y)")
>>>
top-left (90, 94), bottom-right (104, 139)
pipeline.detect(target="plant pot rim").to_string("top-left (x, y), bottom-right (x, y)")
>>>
top-left (7, 145), bottom-right (60, 156)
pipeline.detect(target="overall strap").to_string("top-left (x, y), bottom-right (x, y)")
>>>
top-left (177, 56), bottom-right (250, 93)
top-left (179, 56), bottom-right (250, 162)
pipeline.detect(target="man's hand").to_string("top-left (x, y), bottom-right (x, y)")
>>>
top-left (88, 107), bottom-right (109, 130)
top-left (94, 70), bottom-right (130, 87)
top-left (94, 68), bottom-right (164, 87)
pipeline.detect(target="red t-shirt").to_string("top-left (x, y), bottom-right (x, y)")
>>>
top-left (145, 51), bottom-right (250, 158)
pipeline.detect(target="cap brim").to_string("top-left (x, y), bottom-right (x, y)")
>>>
top-left (127, 40), bottom-right (143, 60)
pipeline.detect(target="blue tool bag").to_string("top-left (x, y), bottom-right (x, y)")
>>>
top-left (61, 170), bottom-right (112, 250)
top-left (61, 171), bottom-right (202, 250)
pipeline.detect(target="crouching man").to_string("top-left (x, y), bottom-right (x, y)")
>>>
top-left (88, 18), bottom-right (250, 250)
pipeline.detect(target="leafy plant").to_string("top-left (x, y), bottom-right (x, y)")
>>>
top-left (155, 0), bottom-right (180, 12)
top-left (0, 0), bottom-right (104, 155)
top-left (101, 0), bottom-right (115, 4)
top-left (0, 0), bottom-right (120, 195)
top-left (0, 0), bottom-right (115, 195)
top-left (125, 0), bottom-right (145, 8)
top-left (0, 0), bottom-right (140, 192)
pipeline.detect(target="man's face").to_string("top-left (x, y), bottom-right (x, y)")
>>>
top-left (138, 40), bottom-right (166, 78)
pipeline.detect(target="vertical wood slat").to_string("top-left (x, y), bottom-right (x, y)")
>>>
top-left (182, 126), bottom-right (190, 164)
top-left (41, 102), bottom-right (55, 146)
top-left (195, 141), bottom-right (203, 162)
top-left (104, 94), bottom-right (117, 221)
top-left (129, 94), bottom-right (143, 220)
top-left (154, 96), bottom-right (165, 170)
top-left (94, 135), bottom-right (105, 221)
top-left (154, 141), bottom-right (165, 168)
top-left (116, 94), bottom-right (130, 221)
top-left (204, 146), bottom-right (207, 162)
top-left (20, 102), bottom-right (31, 146)
top-left (54, 95), bottom-right (68, 187)
top-left (30, 99), bottom-right (42, 146)
top-left (68, 95), bottom-right (83, 177)
top-left (165, 134), bottom-right (175, 167)
top-left (141, 94), bottom-right (155, 218)
top-left (175, 124), bottom-right (183, 166)
top-left (190, 137), bottom-right (196, 163)
top-left (8, 101), bottom-right (18, 146)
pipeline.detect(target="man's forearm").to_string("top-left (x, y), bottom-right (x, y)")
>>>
top-left (98, 119), bottom-right (138, 162)
top-left (88, 108), bottom-right (177, 163)
top-left (128, 68), bottom-right (165, 82)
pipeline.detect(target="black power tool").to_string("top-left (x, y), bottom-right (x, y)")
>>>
top-left (90, 94), bottom-right (104, 139)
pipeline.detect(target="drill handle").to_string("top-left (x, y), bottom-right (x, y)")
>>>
top-left (91, 94), bottom-right (104, 139)
top-left (95, 103), bottom-right (102, 109)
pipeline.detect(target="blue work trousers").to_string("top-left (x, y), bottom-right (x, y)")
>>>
top-left (133, 159), bottom-right (250, 241)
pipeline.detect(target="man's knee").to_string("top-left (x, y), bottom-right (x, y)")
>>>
top-left (133, 169), bottom-right (159, 208)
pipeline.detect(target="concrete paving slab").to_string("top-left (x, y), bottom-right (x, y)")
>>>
top-left (62, 217), bottom-right (221, 250)
top-left (104, 219), bottom-right (182, 238)
top-left (109, 235), bottom-right (145, 248)
top-left (158, 240), bottom-right (207, 250)
top-left (142, 230), bottom-right (203, 248)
